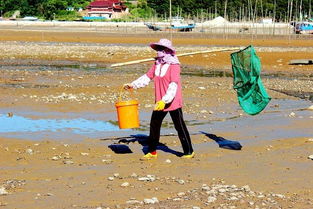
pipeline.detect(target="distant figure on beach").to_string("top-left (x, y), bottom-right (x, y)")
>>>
top-left (124, 38), bottom-right (194, 160)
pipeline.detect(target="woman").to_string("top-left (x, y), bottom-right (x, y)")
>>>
top-left (124, 38), bottom-right (194, 160)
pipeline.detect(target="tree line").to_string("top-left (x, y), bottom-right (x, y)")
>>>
top-left (0, 0), bottom-right (90, 20)
top-left (0, 0), bottom-right (312, 22)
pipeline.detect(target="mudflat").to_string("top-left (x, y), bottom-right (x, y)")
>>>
top-left (0, 28), bottom-right (313, 209)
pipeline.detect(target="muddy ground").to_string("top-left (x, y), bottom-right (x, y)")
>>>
top-left (0, 29), bottom-right (313, 209)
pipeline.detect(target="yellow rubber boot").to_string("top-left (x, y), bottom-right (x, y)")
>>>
top-left (140, 152), bottom-right (158, 160)
top-left (181, 152), bottom-right (195, 159)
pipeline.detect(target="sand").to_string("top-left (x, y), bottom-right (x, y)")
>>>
top-left (0, 28), bottom-right (313, 209)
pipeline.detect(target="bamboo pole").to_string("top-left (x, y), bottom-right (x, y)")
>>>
top-left (309, 0), bottom-right (312, 20)
top-left (111, 57), bottom-right (155, 67)
top-left (169, 0), bottom-right (172, 42)
top-left (110, 47), bottom-right (241, 68)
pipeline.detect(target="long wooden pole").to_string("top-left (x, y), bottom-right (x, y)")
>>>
top-left (224, 0), bottom-right (228, 20)
top-left (309, 0), bottom-right (312, 19)
top-left (169, 0), bottom-right (172, 41)
top-left (110, 47), bottom-right (241, 68)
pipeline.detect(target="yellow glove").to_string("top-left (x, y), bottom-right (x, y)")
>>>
top-left (154, 100), bottom-right (166, 111)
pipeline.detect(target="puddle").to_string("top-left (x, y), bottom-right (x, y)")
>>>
top-left (189, 99), bottom-right (313, 145)
top-left (0, 114), bottom-right (125, 140)
top-left (0, 109), bottom-right (154, 140)
top-left (0, 83), bottom-right (51, 89)
top-left (0, 114), bottom-right (120, 133)
top-left (270, 88), bottom-right (313, 102)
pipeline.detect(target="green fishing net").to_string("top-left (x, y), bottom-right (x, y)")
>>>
top-left (231, 45), bottom-right (271, 115)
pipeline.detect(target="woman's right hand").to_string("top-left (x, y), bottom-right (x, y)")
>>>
top-left (123, 83), bottom-right (133, 90)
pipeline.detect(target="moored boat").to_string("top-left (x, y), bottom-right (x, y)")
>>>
top-left (144, 17), bottom-right (195, 32)
top-left (294, 21), bottom-right (313, 34)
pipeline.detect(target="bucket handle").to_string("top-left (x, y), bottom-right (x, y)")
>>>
top-left (118, 86), bottom-right (135, 102)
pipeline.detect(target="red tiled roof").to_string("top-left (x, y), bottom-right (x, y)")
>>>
top-left (89, 1), bottom-right (111, 7)
top-left (89, 0), bottom-right (121, 7)
top-left (87, 0), bottom-right (126, 12)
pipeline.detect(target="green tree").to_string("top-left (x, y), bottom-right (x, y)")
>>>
top-left (25, 0), bottom-right (45, 17)
top-left (0, 0), bottom-right (311, 22)
top-left (147, 0), bottom-right (169, 18)
top-left (2, 0), bottom-right (29, 17)
top-left (0, 0), bottom-right (4, 16)
top-left (42, 0), bottom-right (68, 20)
top-left (67, 0), bottom-right (90, 10)
top-left (130, 0), bottom-right (155, 19)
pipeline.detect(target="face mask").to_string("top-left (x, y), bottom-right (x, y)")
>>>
top-left (157, 50), bottom-right (166, 58)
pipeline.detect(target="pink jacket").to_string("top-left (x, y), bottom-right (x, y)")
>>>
top-left (146, 63), bottom-right (182, 111)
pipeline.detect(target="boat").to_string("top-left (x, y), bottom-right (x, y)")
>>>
top-left (22, 16), bottom-right (38, 21)
top-left (82, 16), bottom-right (107, 21)
top-left (170, 17), bottom-right (195, 32)
top-left (294, 21), bottom-right (313, 34)
top-left (170, 23), bottom-right (195, 31)
top-left (145, 17), bottom-right (195, 32)
top-left (144, 23), bottom-right (162, 31)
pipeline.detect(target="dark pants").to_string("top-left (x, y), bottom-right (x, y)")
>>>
top-left (148, 108), bottom-right (194, 155)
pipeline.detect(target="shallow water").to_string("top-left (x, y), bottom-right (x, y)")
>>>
top-left (0, 114), bottom-right (123, 140)
top-left (0, 109), bottom-right (151, 140)
top-left (192, 99), bottom-right (313, 146)
top-left (0, 99), bottom-right (312, 142)
top-left (0, 115), bottom-right (120, 133)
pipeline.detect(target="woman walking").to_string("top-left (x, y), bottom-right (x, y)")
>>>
top-left (124, 38), bottom-right (194, 160)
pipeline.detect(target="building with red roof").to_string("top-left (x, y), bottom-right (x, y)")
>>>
top-left (86, 0), bottom-right (128, 19)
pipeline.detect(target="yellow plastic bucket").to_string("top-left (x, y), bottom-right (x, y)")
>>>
top-left (115, 89), bottom-right (140, 129)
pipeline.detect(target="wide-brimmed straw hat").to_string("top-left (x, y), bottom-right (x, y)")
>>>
top-left (150, 39), bottom-right (176, 53)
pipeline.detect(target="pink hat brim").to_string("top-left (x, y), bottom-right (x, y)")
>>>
top-left (150, 43), bottom-right (176, 54)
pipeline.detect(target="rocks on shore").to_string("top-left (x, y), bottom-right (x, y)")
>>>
top-left (0, 179), bottom-right (26, 198)
top-left (137, 175), bottom-right (156, 182)
top-left (0, 187), bottom-right (8, 195)
top-left (120, 179), bottom-right (293, 208)
top-left (143, 197), bottom-right (159, 204)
